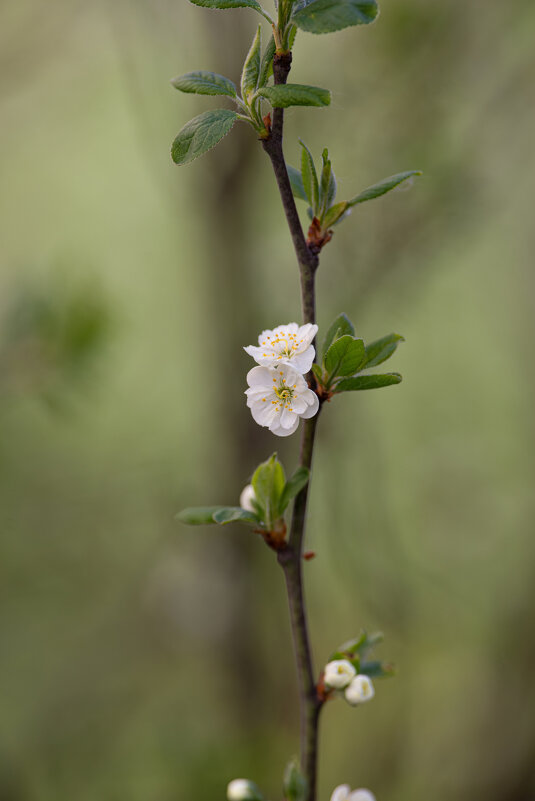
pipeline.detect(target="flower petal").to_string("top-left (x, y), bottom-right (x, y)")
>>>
top-left (300, 391), bottom-right (319, 419)
top-left (269, 415), bottom-right (300, 437)
top-left (246, 366), bottom-right (273, 388)
top-left (291, 347), bottom-right (315, 374)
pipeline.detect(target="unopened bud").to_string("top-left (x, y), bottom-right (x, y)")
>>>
top-left (330, 785), bottom-right (376, 801)
top-left (239, 485), bottom-right (257, 514)
top-left (324, 659), bottom-right (356, 690)
top-left (344, 675), bottom-right (375, 706)
top-left (227, 779), bottom-right (264, 801)
top-left (349, 791), bottom-right (376, 801)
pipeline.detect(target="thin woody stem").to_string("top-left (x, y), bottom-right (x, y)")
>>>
top-left (261, 51), bottom-right (323, 801)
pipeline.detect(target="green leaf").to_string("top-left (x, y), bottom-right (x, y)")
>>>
top-left (171, 109), bottom-right (238, 165)
top-left (189, 0), bottom-right (268, 15)
top-left (287, 164), bottom-right (308, 202)
top-left (311, 363), bottom-right (324, 383)
top-left (364, 333), bottom-right (404, 368)
top-left (176, 506), bottom-right (222, 525)
top-left (257, 84), bottom-right (331, 108)
top-left (258, 35), bottom-right (276, 88)
top-left (334, 373), bottom-right (402, 392)
top-left (241, 25), bottom-right (262, 100)
top-left (252, 454), bottom-right (286, 529)
top-left (283, 758), bottom-right (307, 801)
top-left (322, 200), bottom-right (349, 228)
top-left (319, 148), bottom-right (337, 216)
top-left (322, 312), bottom-right (355, 357)
top-left (324, 335), bottom-right (366, 379)
top-left (171, 71), bottom-right (237, 98)
top-left (212, 507), bottom-right (259, 525)
top-left (332, 631), bottom-right (383, 661)
top-left (279, 467), bottom-right (310, 513)
top-left (299, 141), bottom-right (319, 214)
top-left (292, 0), bottom-right (378, 34)
top-left (349, 170), bottom-right (421, 206)
top-left (360, 660), bottom-right (395, 678)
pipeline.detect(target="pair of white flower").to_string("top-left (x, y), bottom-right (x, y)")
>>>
top-left (245, 323), bottom-right (320, 437)
top-left (324, 660), bottom-right (375, 706)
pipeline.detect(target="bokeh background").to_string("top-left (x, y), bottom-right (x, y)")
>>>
top-left (1, 1), bottom-right (535, 800)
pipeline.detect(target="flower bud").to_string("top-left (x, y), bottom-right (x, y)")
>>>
top-left (239, 484), bottom-right (257, 513)
top-left (329, 785), bottom-right (376, 801)
top-left (227, 779), bottom-right (264, 801)
top-left (344, 674), bottom-right (375, 706)
top-left (349, 791), bottom-right (376, 801)
top-left (324, 659), bottom-right (357, 690)
top-left (330, 785), bottom-right (351, 801)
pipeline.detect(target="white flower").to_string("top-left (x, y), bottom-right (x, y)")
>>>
top-left (239, 484), bottom-right (257, 513)
top-left (324, 659), bottom-right (357, 690)
top-left (245, 364), bottom-right (319, 438)
top-left (344, 674), bottom-right (375, 706)
top-left (227, 779), bottom-right (263, 801)
top-left (244, 322), bottom-right (318, 374)
top-left (330, 786), bottom-right (376, 801)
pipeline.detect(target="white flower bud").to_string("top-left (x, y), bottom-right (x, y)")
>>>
top-left (239, 484), bottom-right (257, 513)
top-left (349, 790), bottom-right (376, 801)
top-left (330, 785), bottom-right (376, 801)
top-left (324, 660), bottom-right (357, 690)
top-left (227, 779), bottom-right (263, 801)
top-left (330, 785), bottom-right (351, 801)
top-left (344, 674), bottom-right (375, 706)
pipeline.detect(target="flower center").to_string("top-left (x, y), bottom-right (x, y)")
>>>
top-left (275, 385), bottom-right (294, 402)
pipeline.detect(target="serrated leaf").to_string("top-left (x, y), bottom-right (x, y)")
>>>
top-left (322, 313), bottom-right (355, 358)
top-left (176, 506), bottom-right (222, 525)
top-left (171, 109), bottom-right (238, 165)
top-left (252, 454), bottom-right (286, 529)
top-left (190, 0), bottom-right (265, 11)
top-left (212, 507), bottom-right (259, 525)
top-left (257, 84), bottom-right (331, 108)
top-left (334, 373), bottom-right (402, 392)
top-left (287, 164), bottom-right (308, 202)
top-left (364, 333), bottom-right (404, 368)
top-left (279, 467), bottom-right (310, 513)
top-left (324, 335), bottom-right (366, 379)
top-left (349, 170), bottom-right (421, 206)
top-left (360, 660), bottom-right (395, 678)
top-left (322, 200), bottom-right (349, 229)
top-left (283, 759), bottom-right (307, 801)
top-left (292, 0), bottom-right (378, 34)
top-left (258, 35), bottom-right (276, 88)
top-left (171, 71), bottom-right (237, 98)
top-left (299, 141), bottom-right (319, 214)
top-left (241, 25), bottom-right (262, 100)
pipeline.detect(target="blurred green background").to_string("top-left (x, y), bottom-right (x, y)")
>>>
top-left (1, 1), bottom-right (534, 800)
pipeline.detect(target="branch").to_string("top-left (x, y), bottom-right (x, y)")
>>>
top-left (261, 52), bottom-right (323, 801)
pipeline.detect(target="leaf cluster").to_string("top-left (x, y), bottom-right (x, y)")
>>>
top-left (329, 630), bottom-right (395, 679)
top-left (313, 313), bottom-right (403, 396)
top-left (288, 143), bottom-right (421, 250)
top-left (177, 454), bottom-right (309, 544)
top-left (189, 0), bottom-right (379, 39)
top-left (171, 26), bottom-right (330, 165)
